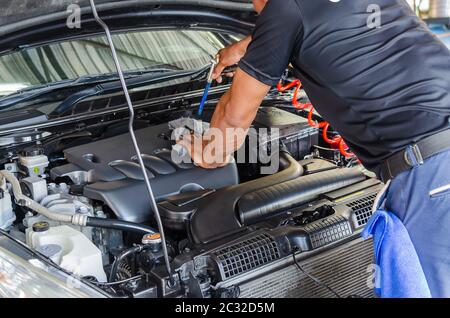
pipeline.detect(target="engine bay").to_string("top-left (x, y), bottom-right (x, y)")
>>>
top-left (0, 105), bottom-right (379, 298)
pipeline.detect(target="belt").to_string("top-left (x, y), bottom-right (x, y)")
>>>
top-left (380, 129), bottom-right (450, 183)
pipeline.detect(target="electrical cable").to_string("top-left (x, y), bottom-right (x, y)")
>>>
top-left (91, 275), bottom-right (144, 286)
top-left (88, 0), bottom-right (174, 286)
top-left (292, 251), bottom-right (342, 298)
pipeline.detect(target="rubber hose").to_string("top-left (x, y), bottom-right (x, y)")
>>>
top-left (0, 170), bottom-right (76, 224)
top-left (86, 217), bottom-right (157, 235)
top-left (189, 151), bottom-right (303, 244)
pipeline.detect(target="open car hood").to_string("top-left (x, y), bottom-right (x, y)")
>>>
top-left (0, 0), bottom-right (256, 54)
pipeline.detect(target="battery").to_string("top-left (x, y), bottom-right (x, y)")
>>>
top-left (251, 107), bottom-right (319, 160)
top-left (239, 107), bottom-right (319, 179)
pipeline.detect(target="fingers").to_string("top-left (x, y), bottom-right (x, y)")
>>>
top-left (176, 134), bottom-right (204, 165)
top-left (176, 134), bottom-right (230, 169)
top-left (176, 136), bottom-right (190, 151)
top-left (212, 68), bottom-right (234, 84)
top-left (212, 62), bottom-right (226, 81)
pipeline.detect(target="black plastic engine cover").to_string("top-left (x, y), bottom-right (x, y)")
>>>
top-left (51, 124), bottom-right (239, 223)
top-left (170, 179), bottom-right (382, 298)
top-left (159, 152), bottom-right (304, 241)
top-left (188, 166), bottom-right (366, 244)
top-left (62, 124), bottom-right (181, 182)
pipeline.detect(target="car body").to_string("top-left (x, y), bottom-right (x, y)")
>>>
top-left (0, 0), bottom-right (447, 299)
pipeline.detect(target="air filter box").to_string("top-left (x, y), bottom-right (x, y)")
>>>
top-left (253, 107), bottom-right (318, 158)
top-left (242, 107), bottom-right (319, 179)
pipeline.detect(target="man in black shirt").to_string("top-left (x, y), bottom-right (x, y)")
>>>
top-left (179, 0), bottom-right (450, 297)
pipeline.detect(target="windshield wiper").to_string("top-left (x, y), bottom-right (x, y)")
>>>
top-left (52, 65), bottom-right (213, 115)
top-left (0, 67), bottom-right (181, 109)
top-left (53, 63), bottom-right (237, 116)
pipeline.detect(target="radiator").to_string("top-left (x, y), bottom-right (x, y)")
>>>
top-left (221, 236), bottom-right (374, 298)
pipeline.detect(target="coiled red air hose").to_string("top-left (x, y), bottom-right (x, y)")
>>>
top-left (277, 79), bottom-right (356, 158)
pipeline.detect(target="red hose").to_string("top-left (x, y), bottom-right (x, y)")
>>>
top-left (278, 80), bottom-right (309, 110)
top-left (322, 123), bottom-right (341, 145)
top-left (277, 79), bottom-right (300, 92)
top-left (277, 79), bottom-right (356, 158)
top-left (307, 105), bottom-right (327, 129)
top-left (339, 139), bottom-right (355, 158)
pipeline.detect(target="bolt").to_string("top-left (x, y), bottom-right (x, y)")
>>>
top-left (166, 278), bottom-right (177, 289)
top-left (194, 259), bottom-right (203, 268)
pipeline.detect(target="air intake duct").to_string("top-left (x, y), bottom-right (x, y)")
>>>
top-left (238, 168), bottom-right (365, 225)
top-left (189, 151), bottom-right (304, 244)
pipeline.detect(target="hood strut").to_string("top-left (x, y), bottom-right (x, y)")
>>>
top-left (88, 0), bottom-right (175, 286)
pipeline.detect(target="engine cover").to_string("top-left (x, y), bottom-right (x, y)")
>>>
top-left (172, 178), bottom-right (382, 298)
top-left (51, 124), bottom-right (239, 223)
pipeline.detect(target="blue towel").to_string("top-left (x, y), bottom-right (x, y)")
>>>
top-left (362, 209), bottom-right (431, 298)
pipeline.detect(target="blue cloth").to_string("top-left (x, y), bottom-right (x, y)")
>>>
top-left (362, 209), bottom-right (431, 298)
top-left (431, 24), bottom-right (450, 49)
top-left (365, 149), bottom-right (450, 297)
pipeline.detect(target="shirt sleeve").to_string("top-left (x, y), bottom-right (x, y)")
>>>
top-left (238, 0), bottom-right (303, 86)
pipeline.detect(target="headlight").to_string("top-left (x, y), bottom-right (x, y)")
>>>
top-left (0, 246), bottom-right (106, 298)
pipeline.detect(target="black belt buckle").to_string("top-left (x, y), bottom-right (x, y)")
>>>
top-left (404, 144), bottom-right (424, 167)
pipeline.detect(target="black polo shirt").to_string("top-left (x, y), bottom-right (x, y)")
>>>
top-left (239, 0), bottom-right (450, 175)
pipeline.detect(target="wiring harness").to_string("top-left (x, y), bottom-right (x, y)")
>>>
top-left (276, 79), bottom-right (356, 158)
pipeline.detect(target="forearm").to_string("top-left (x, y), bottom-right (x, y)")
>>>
top-left (209, 36), bottom-right (254, 138)
top-left (236, 35), bottom-right (252, 57)
top-left (210, 89), bottom-right (254, 132)
top-left (180, 69), bottom-right (270, 169)
top-left (208, 89), bottom-right (254, 157)
top-left (207, 69), bottom-right (269, 159)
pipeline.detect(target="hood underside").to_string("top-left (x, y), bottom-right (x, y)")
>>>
top-left (0, 0), bottom-right (256, 54)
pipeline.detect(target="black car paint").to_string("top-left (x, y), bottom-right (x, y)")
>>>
top-left (0, 0), bottom-right (256, 55)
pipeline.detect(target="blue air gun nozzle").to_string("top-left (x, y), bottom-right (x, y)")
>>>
top-left (197, 57), bottom-right (219, 117)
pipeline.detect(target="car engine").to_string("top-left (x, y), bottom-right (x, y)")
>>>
top-left (0, 106), bottom-right (380, 298)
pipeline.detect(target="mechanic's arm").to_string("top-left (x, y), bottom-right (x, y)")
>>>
top-left (180, 0), bottom-right (302, 168)
top-left (208, 68), bottom-right (270, 159)
top-left (178, 68), bottom-right (270, 169)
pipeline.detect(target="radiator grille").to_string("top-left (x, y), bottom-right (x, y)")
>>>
top-left (303, 215), bottom-right (352, 249)
top-left (347, 193), bottom-right (377, 227)
top-left (213, 234), bottom-right (281, 280)
top-left (236, 237), bottom-right (374, 298)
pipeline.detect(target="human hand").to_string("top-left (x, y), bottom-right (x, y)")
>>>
top-left (212, 37), bottom-right (250, 83)
top-left (176, 133), bottom-right (231, 169)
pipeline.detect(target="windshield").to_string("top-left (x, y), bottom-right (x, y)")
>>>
top-left (0, 29), bottom-right (234, 97)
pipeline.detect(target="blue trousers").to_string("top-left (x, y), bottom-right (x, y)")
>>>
top-left (384, 149), bottom-right (450, 297)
